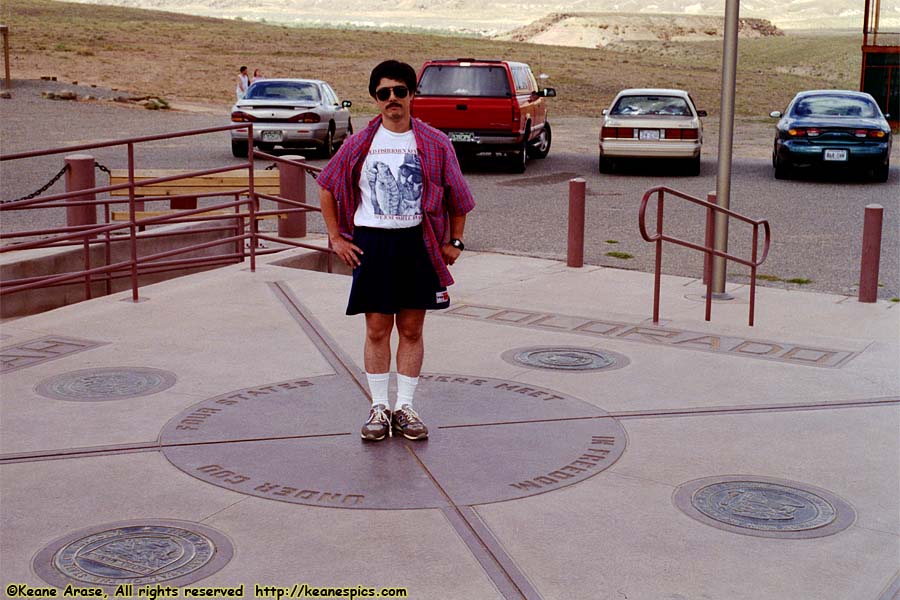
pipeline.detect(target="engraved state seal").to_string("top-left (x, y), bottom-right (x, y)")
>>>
top-left (33, 520), bottom-right (233, 589)
top-left (35, 367), bottom-right (177, 402)
top-left (55, 526), bottom-right (211, 584)
top-left (501, 346), bottom-right (629, 372)
top-left (692, 481), bottom-right (835, 531)
top-left (673, 475), bottom-right (856, 539)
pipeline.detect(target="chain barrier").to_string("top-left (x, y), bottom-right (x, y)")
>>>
top-left (262, 160), bottom-right (317, 179)
top-left (94, 161), bottom-right (112, 176)
top-left (2, 164), bottom-right (70, 205)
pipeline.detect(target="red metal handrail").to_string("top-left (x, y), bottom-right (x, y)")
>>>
top-left (1, 124), bottom-right (335, 310)
top-left (638, 186), bottom-right (771, 326)
top-left (251, 150), bottom-right (333, 271)
top-left (0, 124), bottom-right (253, 161)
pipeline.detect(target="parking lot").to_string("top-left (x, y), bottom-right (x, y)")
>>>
top-left (2, 78), bottom-right (898, 299)
top-left (2, 78), bottom-right (898, 600)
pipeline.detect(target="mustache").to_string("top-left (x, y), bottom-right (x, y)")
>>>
top-left (387, 102), bottom-right (402, 109)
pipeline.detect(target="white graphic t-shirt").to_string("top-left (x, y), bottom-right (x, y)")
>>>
top-left (354, 125), bottom-right (423, 229)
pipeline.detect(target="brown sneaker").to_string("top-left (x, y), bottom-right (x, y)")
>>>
top-left (361, 404), bottom-right (391, 441)
top-left (392, 405), bottom-right (429, 440)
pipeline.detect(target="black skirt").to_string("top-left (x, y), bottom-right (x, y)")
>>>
top-left (346, 225), bottom-right (450, 315)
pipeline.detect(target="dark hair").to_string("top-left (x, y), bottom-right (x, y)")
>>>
top-left (368, 60), bottom-right (417, 98)
top-left (240, 66), bottom-right (247, 73)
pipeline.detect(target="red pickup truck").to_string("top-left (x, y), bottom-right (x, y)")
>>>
top-left (411, 58), bottom-right (557, 172)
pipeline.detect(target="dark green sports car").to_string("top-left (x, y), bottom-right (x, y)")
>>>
top-left (770, 90), bottom-right (892, 182)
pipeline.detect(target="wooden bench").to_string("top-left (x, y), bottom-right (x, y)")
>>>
top-left (108, 168), bottom-right (280, 214)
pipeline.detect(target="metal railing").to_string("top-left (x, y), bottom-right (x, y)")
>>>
top-left (1, 124), bottom-right (332, 308)
top-left (638, 186), bottom-right (771, 326)
top-left (251, 149), bottom-right (331, 273)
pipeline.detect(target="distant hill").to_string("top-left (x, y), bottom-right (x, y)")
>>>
top-left (7, 0), bottom-right (861, 116)
top-left (65, 0), bottom-right (898, 33)
top-left (496, 14), bottom-right (783, 48)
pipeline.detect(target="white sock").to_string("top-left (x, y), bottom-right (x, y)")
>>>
top-left (395, 374), bottom-right (419, 411)
top-left (366, 372), bottom-right (389, 408)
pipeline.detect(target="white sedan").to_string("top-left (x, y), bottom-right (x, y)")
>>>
top-left (230, 78), bottom-right (352, 159)
top-left (598, 88), bottom-right (706, 175)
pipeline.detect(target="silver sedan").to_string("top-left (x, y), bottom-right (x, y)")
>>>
top-left (230, 78), bottom-right (352, 158)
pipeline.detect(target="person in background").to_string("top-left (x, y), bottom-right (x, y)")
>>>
top-left (236, 66), bottom-right (249, 100)
top-left (251, 68), bottom-right (264, 83)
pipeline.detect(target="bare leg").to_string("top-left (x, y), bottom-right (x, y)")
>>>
top-left (364, 313), bottom-right (395, 373)
top-left (395, 309), bottom-right (426, 377)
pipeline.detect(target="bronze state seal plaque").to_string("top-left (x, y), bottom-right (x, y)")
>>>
top-left (33, 520), bottom-right (233, 590)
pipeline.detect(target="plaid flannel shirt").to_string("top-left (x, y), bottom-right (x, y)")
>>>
top-left (317, 115), bottom-right (475, 287)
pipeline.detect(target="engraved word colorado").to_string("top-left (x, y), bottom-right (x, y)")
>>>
top-left (444, 304), bottom-right (857, 368)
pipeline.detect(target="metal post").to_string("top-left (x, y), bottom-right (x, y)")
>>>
top-left (712, 0), bottom-right (740, 297)
top-left (703, 191), bottom-right (717, 286)
top-left (64, 154), bottom-right (97, 227)
top-left (862, 0), bottom-right (871, 90)
top-left (874, 0), bottom-right (881, 45)
top-left (127, 143), bottom-right (139, 302)
top-left (567, 177), bottom-right (585, 268)
top-left (652, 189), bottom-right (664, 323)
top-left (278, 155), bottom-right (308, 238)
top-left (858, 204), bottom-right (884, 303)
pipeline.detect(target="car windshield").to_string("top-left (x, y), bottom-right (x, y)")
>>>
top-left (245, 82), bottom-right (321, 103)
top-left (792, 96), bottom-right (879, 118)
top-left (611, 96), bottom-right (691, 116)
top-left (417, 66), bottom-right (511, 97)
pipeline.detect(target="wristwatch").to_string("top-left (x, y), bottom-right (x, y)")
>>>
top-left (449, 238), bottom-right (465, 251)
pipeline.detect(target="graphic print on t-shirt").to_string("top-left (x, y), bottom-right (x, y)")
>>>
top-left (368, 154), bottom-right (422, 218)
top-left (355, 126), bottom-right (423, 229)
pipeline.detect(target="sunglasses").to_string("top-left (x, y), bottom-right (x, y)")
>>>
top-left (375, 86), bottom-right (410, 101)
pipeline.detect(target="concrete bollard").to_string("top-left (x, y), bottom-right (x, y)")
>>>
top-left (567, 177), bottom-right (586, 268)
top-left (170, 196), bottom-right (197, 210)
top-left (64, 154), bottom-right (97, 227)
top-left (278, 155), bottom-right (307, 238)
top-left (858, 203), bottom-right (883, 303)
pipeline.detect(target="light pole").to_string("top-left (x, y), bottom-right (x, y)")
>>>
top-left (712, 0), bottom-right (740, 297)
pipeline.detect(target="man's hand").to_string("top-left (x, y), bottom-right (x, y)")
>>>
top-left (331, 235), bottom-right (363, 267)
top-left (441, 243), bottom-right (462, 266)
top-left (319, 188), bottom-right (361, 267)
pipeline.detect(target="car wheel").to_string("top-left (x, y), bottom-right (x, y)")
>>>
top-left (321, 127), bottom-right (335, 159)
top-left (455, 149), bottom-right (475, 169)
top-left (527, 123), bottom-right (552, 159)
top-left (686, 155), bottom-right (701, 176)
top-left (774, 156), bottom-right (792, 180)
top-left (509, 137), bottom-right (527, 173)
top-left (872, 161), bottom-right (890, 183)
top-left (231, 140), bottom-right (248, 158)
top-left (598, 154), bottom-right (614, 174)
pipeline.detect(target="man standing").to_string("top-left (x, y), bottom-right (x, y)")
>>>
top-left (318, 60), bottom-right (475, 442)
top-left (236, 66), bottom-right (249, 100)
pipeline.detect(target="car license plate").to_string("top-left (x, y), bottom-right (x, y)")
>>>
top-left (449, 131), bottom-right (476, 142)
top-left (261, 130), bottom-right (283, 143)
top-left (639, 129), bottom-right (661, 141)
top-left (823, 149), bottom-right (848, 161)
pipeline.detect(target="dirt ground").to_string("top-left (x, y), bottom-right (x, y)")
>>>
top-left (3, 0), bottom-right (861, 118)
